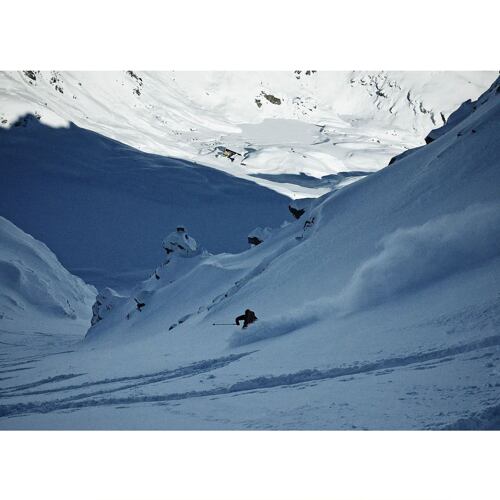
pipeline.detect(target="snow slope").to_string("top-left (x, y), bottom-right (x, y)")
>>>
top-left (0, 76), bottom-right (499, 430)
top-left (0, 71), bottom-right (496, 196)
top-left (0, 117), bottom-right (288, 288)
top-left (0, 216), bottom-right (95, 337)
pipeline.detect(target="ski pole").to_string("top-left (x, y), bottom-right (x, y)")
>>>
top-left (212, 323), bottom-right (236, 326)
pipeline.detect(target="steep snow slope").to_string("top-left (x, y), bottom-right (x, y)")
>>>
top-left (86, 76), bottom-right (500, 341)
top-left (0, 71), bottom-right (495, 196)
top-left (1, 77), bottom-right (499, 430)
top-left (0, 216), bottom-right (95, 336)
top-left (0, 118), bottom-right (288, 288)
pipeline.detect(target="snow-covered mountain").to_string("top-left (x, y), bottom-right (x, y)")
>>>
top-left (0, 117), bottom-right (288, 288)
top-left (0, 71), bottom-right (495, 197)
top-left (0, 216), bottom-right (95, 336)
top-left (1, 71), bottom-right (495, 288)
top-left (1, 75), bottom-right (498, 430)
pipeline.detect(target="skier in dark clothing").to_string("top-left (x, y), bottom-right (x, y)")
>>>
top-left (235, 309), bottom-right (258, 329)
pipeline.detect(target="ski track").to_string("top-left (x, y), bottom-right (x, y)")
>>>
top-left (0, 359), bottom-right (39, 369)
top-left (1, 335), bottom-right (499, 420)
top-left (0, 352), bottom-right (253, 402)
top-left (0, 373), bottom-right (86, 393)
top-left (0, 366), bottom-right (35, 375)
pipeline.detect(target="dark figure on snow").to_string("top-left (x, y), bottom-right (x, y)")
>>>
top-left (248, 236), bottom-right (263, 246)
top-left (288, 205), bottom-right (305, 220)
top-left (235, 309), bottom-right (258, 329)
top-left (134, 298), bottom-right (145, 312)
top-left (303, 216), bottom-right (315, 229)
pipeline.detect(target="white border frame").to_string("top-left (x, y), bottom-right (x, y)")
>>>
top-left (1, 1), bottom-right (498, 499)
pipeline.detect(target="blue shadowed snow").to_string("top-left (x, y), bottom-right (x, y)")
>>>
top-left (1, 77), bottom-right (500, 430)
top-left (0, 117), bottom-right (289, 288)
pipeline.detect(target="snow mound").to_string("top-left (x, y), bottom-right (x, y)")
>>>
top-left (91, 287), bottom-right (127, 326)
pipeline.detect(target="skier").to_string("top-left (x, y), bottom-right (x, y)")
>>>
top-left (235, 309), bottom-right (258, 329)
top-left (162, 226), bottom-right (198, 257)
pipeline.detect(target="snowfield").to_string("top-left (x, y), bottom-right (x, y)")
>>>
top-left (0, 72), bottom-right (499, 429)
top-left (0, 71), bottom-right (495, 198)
